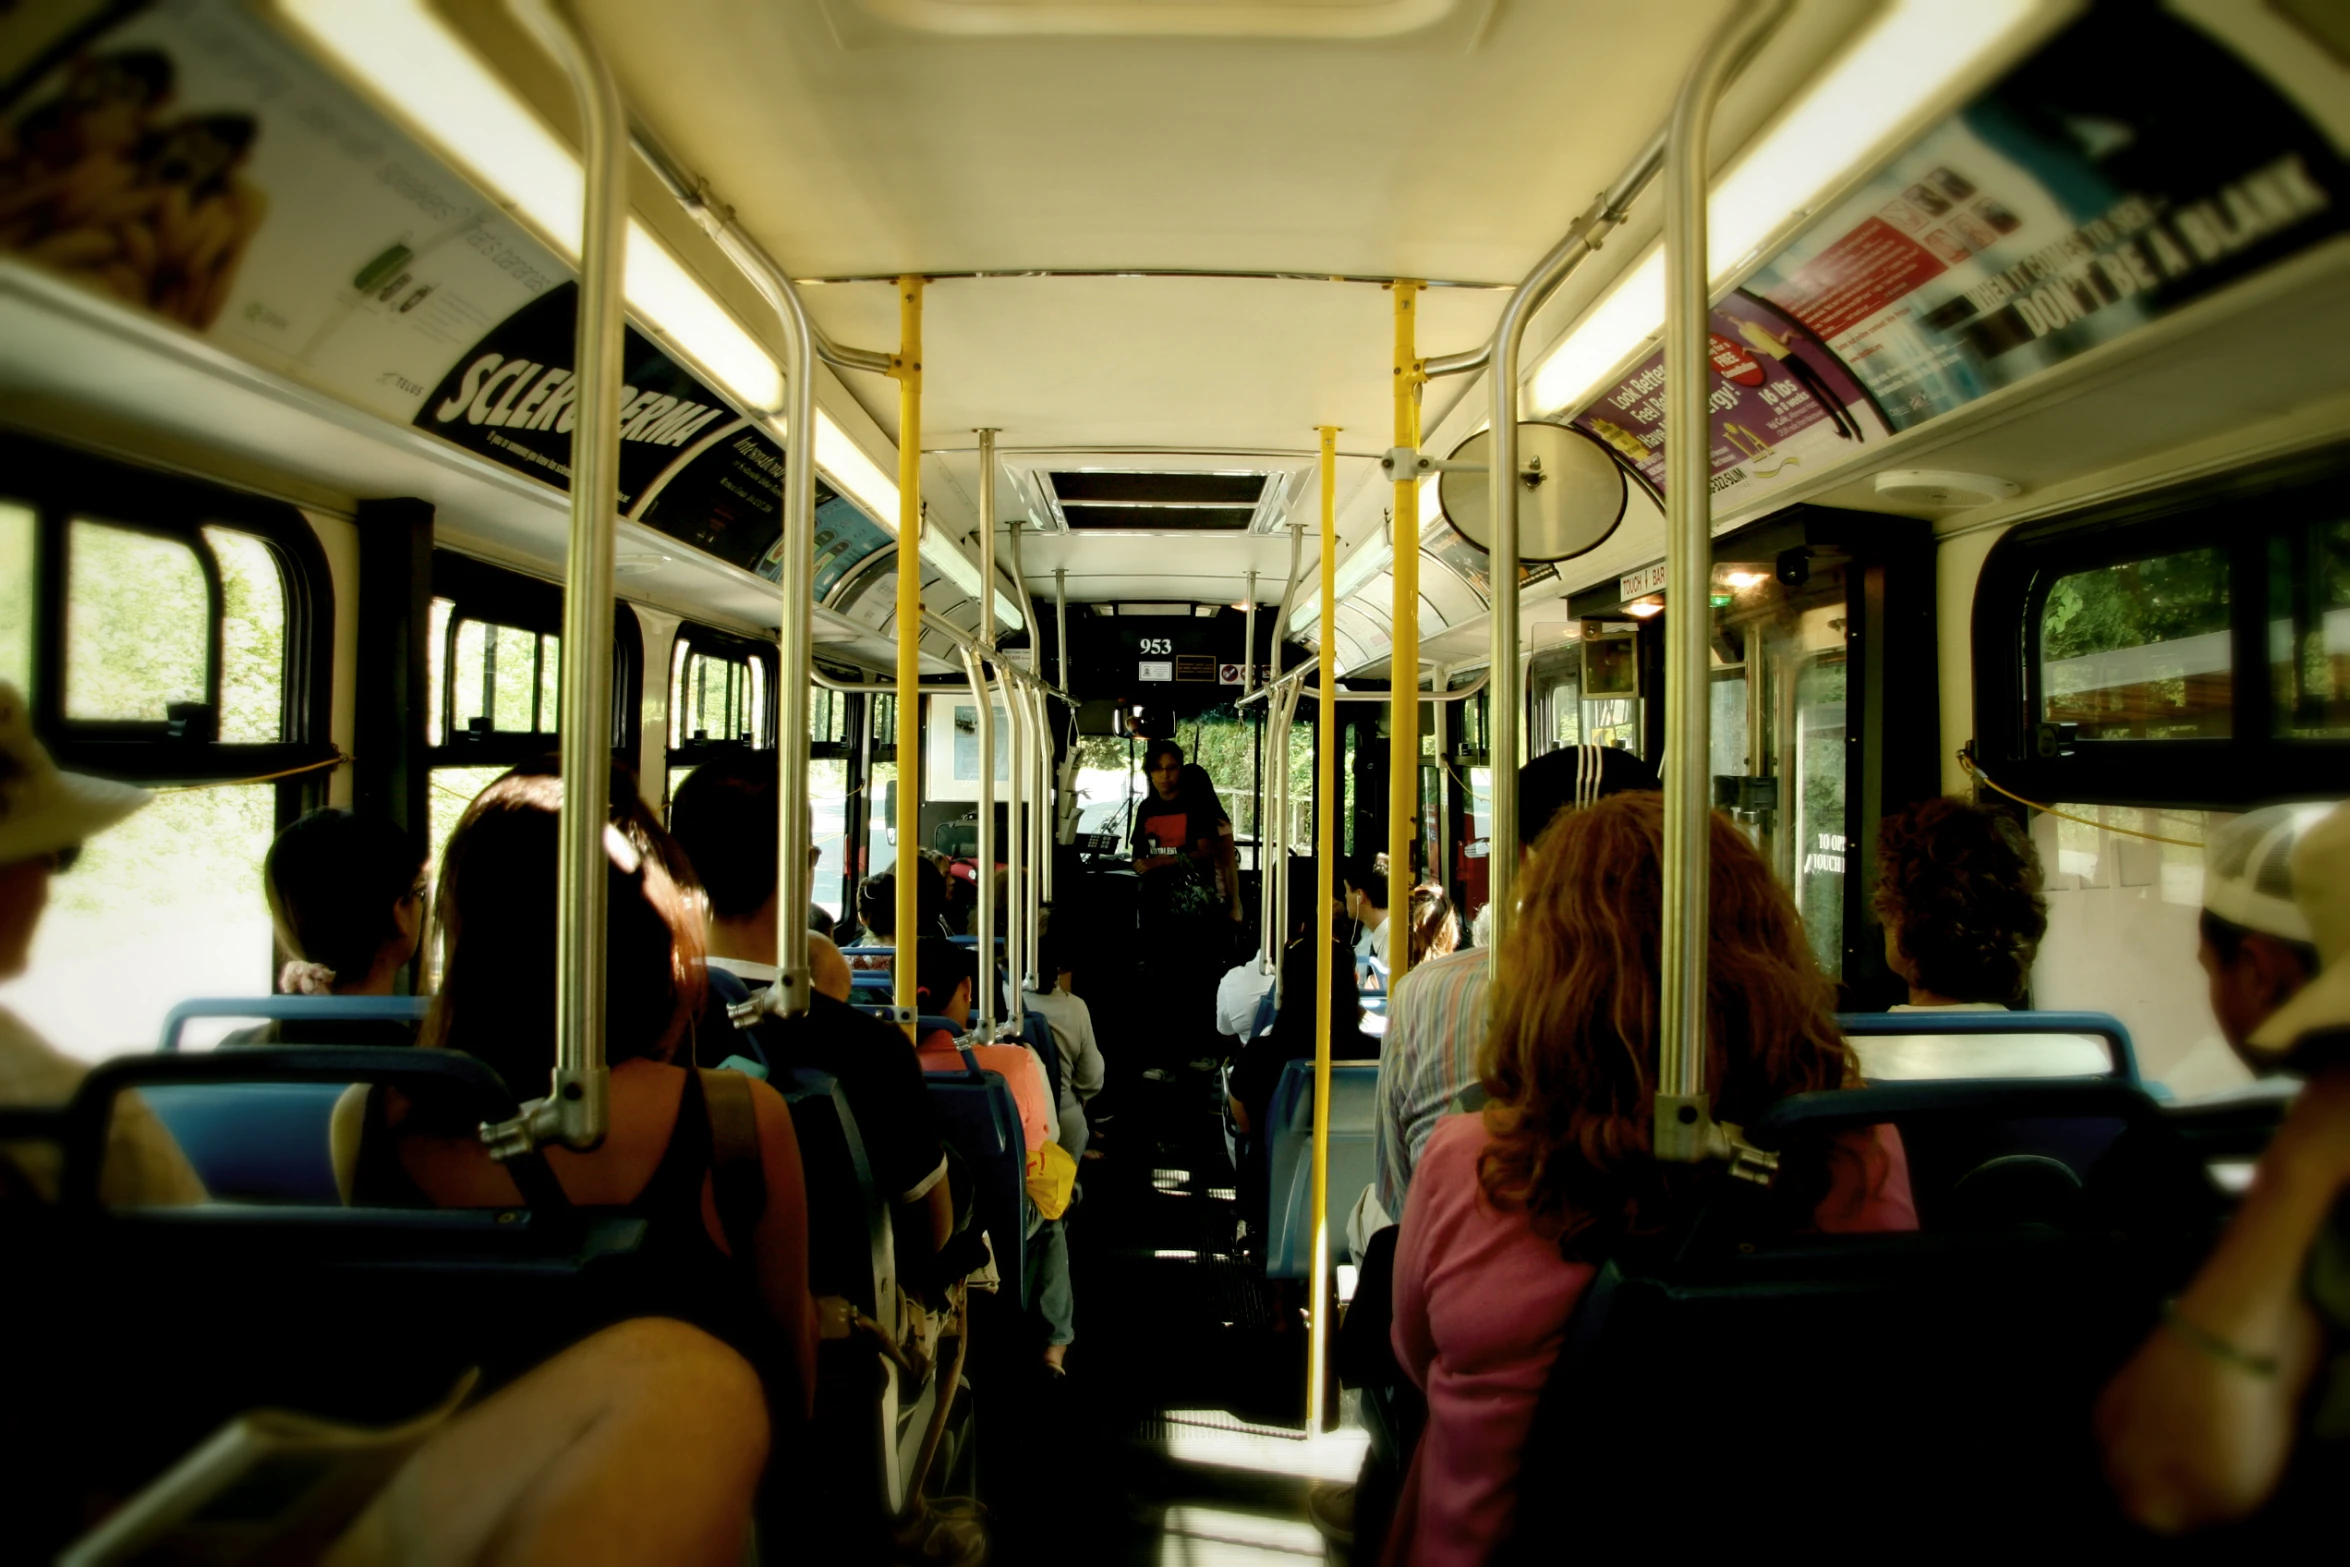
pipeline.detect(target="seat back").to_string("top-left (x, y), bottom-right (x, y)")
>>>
top-left (773, 1067), bottom-right (893, 1316)
top-left (0, 1049), bottom-right (666, 1553)
top-left (1494, 1079), bottom-right (2215, 1556)
top-left (141, 998), bottom-right (433, 1202)
top-left (1266, 1058), bottom-right (1382, 1279)
top-left (919, 1037), bottom-right (1032, 1309)
top-left (1839, 1008), bottom-right (2140, 1086)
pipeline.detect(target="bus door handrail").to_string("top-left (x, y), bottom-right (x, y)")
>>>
top-left (1836, 1009), bottom-right (2142, 1085)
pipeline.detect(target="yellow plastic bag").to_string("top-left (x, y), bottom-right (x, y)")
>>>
top-left (1024, 1142), bottom-right (1076, 1221)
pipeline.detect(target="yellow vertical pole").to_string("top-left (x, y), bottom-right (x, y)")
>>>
top-left (892, 276), bottom-right (924, 1031)
top-left (1308, 423), bottom-right (1340, 1436)
top-left (1387, 281), bottom-right (1423, 989)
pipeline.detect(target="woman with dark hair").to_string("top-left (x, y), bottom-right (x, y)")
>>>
top-left (1130, 740), bottom-right (1241, 1057)
top-left (343, 768), bottom-right (816, 1416)
top-left (225, 809), bottom-right (429, 1048)
top-left (264, 809), bottom-right (427, 998)
top-left (1387, 794), bottom-right (1913, 1564)
top-left (1860, 796), bottom-right (2107, 1079)
top-left (1872, 795), bottom-right (2047, 1007)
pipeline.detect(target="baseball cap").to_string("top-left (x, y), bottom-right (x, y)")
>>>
top-left (0, 682), bottom-right (150, 864)
top-left (2202, 801), bottom-right (2336, 944)
top-left (2248, 801), bottom-right (2350, 1053)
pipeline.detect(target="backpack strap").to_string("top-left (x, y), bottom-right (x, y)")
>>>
top-left (698, 1068), bottom-right (767, 1258)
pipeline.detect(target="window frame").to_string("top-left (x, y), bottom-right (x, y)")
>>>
top-left (666, 620), bottom-right (779, 769)
top-left (7, 434), bottom-right (333, 787)
top-left (428, 550), bottom-right (641, 774)
top-left (1972, 447), bottom-right (2348, 810)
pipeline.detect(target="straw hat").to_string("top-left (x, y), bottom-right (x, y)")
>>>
top-left (0, 682), bottom-right (151, 864)
top-left (2250, 801), bottom-right (2350, 1052)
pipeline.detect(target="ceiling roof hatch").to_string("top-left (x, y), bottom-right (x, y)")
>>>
top-left (1048, 469), bottom-right (1267, 531)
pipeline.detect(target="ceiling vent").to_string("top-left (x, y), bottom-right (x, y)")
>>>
top-left (1049, 470), bottom-right (1267, 532)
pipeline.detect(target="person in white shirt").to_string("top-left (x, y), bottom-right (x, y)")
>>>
top-left (1346, 853), bottom-right (1390, 972)
top-left (1023, 924), bottom-right (1106, 1160)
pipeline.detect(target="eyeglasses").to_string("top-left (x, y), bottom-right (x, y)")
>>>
top-left (47, 844), bottom-right (80, 875)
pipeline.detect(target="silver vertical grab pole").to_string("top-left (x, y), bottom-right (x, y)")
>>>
top-left (975, 432), bottom-right (999, 1030)
top-left (1055, 568), bottom-right (1070, 695)
top-left (1003, 654), bottom-right (1027, 1030)
top-left (1656, 0), bottom-right (1791, 1162)
top-left (485, 0), bottom-right (624, 1157)
top-left (963, 647), bottom-right (997, 1035)
top-left (1025, 683), bottom-right (1049, 986)
top-left (1243, 570), bottom-right (1259, 700)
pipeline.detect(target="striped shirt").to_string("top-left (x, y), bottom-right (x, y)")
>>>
top-left (1372, 947), bottom-right (1491, 1218)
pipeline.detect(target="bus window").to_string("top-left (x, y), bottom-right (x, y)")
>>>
top-left (1710, 665), bottom-right (1749, 780)
top-left (1792, 660), bottom-right (1847, 979)
top-left (2039, 546), bottom-right (2230, 741)
top-left (1181, 706), bottom-right (1256, 867)
top-left (810, 684), bottom-right (850, 918)
top-left (206, 527), bottom-right (288, 745)
top-left (0, 501), bottom-right (32, 690)
top-left (865, 695), bottom-right (898, 882)
top-left (671, 640), bottom-right (768, 749)
top-left (65, 520), bottom-right (208, 723)
top-left (452, 619), bottom-right (562, 739)
top-left (2272, 515), bottom-right (2350, 740)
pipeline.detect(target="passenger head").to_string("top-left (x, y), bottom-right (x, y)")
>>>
top-left (809, 933), bottom-right (852, 1004)
top-left (811, 902), bottom-right (836, 940)
top-left (913, 938), bottom-right (976, 1027)
top-left (1516, 744), bottom-right (1660, 854)
top-left (1037, 920), bottom-right (1077, 990)
top-left (1283, 856), bottom-right (1339, 944)
top-left (1870, 797), bottom-right (2047, 1005)
top-left (2198, 802), bottom-right (2334, 1059)
top-left (1345, 853), bottom-right (1389, 918)
top-left (1144, 739), bottom-right (1184, 801)
top-left (423, 768), bottom-right (706, 1092)
top-left (0, 683), bottom-right (148, 979)
top-left (1478, 793), bottom-right (1857, 1253)
top-left (1407, 883), bottom-right (1459, 965)
top-left (668, 750), bottom-right (779, 928)
top-left (262, 809), bottom-right (427, 996)
top-left (857, 872), bottom-right (896, 938)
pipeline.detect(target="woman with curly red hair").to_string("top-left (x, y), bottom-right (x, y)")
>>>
top-left (1385, 793), bottom-right (1914, 1564)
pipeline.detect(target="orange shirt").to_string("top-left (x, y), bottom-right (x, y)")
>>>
top-left (917, 1033), bottom-right (1053, 1156)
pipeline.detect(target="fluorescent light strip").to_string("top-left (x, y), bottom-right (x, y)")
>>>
top-left (281, 0), bottom-right (1023, 627)
top-left (1529, 0), bottom-right (2038, 415)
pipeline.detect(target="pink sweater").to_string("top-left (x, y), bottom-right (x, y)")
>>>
top-left (1387, 1112), bottom-right (1916, 1565)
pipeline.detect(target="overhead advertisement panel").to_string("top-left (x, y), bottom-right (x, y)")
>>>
top-left (1550, 0), bottom-right (2348, 505)
top-left (0, 0), bottom-right (883, 582)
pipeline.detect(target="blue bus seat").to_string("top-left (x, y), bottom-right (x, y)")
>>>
top-left (0, 1048), bottom-right (682, 1547)
top-left (145, 997), bottom-right (431, 1203)
top-left (917, 1029), bottom-right (1033, 1310)
top-left (1248, 984), bottom-right (1278, 1041)
top-left (1265, 1058), bottom-right (1382, 1280)
top-left (1838, 1008), bottom-right (2139, 1086)
top-left (1491, 1079), bottom-right (2216, 1557)
top-left (1753, 1077), bottom-right (2221, 1236)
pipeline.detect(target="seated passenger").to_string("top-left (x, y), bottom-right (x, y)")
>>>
top-left (1388, 792), bottom-right (1914, 1563)
top-left (1215, 858), bottom-right (1329, 1042)
top-left (910, 938), bottom-right (1055, 1157)
top-left (668, 752), bottom-right (954, 1276)
top-left (0, 684), bottom-right (203, 1205)
top-left (1372, 743), bottom-right (1658, 1224)
top-left (1345, 853), bottom-right (1390, 972)
top-left (2099, 800), bottom-right (2350, 1534)
top-left (1858, 795), bottom-right (2108, 1079)
top-left (1404, 882), bottom-right (1459, 968)
top-left (1023, 922), bottom-right (1106, 1160)
top-left (344, 769), bottom-right (817, 1414)
top-left (1228, 932), bottom-right (1376, 1139)
top-left (227, 808), bottom-right (426, 1046)
top-left (913, 937), bottom-right (1075, 1372)
top-left (845, 870), bottom-right (944, 967)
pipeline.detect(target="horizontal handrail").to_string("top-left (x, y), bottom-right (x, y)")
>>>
top-left (161, 996), bottom-right (430, 1052)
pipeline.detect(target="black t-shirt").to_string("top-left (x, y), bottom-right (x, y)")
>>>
top-left (696, 973), bottom-right (948, 1210)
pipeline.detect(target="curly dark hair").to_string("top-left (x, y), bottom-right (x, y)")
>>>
top-left (1871, 797), bottom-right (2047, 1005)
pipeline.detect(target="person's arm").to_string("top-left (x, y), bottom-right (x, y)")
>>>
top-left (1073, 1002), bottom-right (1106, 1100)
top-left (1216, 821), bottom-right (1242, 920)
top-left (732, 1080), bottom-right (819, 1423)
top-left (2097, 1067), bottom-right (2350, 1532)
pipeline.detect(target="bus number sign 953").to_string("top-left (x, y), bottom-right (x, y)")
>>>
top-left (1137, 637), bottom-right (1174, 655)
